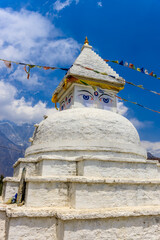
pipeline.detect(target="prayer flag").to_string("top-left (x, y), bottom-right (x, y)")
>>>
top-left (60, 68), bottom-right (69, 71)
top-left (23, 66), bottom-right (27, 73)
top-left (4, 60), bottom-right (11, 69)
top-left (132, 65), bottom-right (136, 70)
top-left (80, 80), bottom-right (89, 85)
top-left (43, 66), bottom-right (51, 70)
top-left (137, 85), bottom-right (144, 89)
top-left (137, 68), bottom-right (141, 72)
top-left (93, 70), bottom-right (100, 73)
top-left (140, 68), bottom-right (144, 73)
top-left (119, 60), bottom-right (124, 65)
top-left (104, 59), bottom-right (110, 62)
top-left (85, 67), bottom-right (93, 71)
top-left (124, 62), bottom-right (128, 67)
top-left (101, 72), bottom-right (108, 75)
top-left (111, 60), bottom-right (119, 64)
top-left (144, 69), bottom-right (148, 74)
top-left (129, 63), bottom-right (134, 69)
top-left (149, 71), bottom-right (154, 76)
top-left (109, 75), bottom-right (115, 78)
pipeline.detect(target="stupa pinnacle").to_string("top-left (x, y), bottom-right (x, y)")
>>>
top-left (84, 36), bottom-right (89, 45)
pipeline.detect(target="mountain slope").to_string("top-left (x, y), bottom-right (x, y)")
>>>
top-left (0, 121), bottom-right (34, 176)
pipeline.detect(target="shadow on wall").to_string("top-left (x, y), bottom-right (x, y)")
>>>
top-left (0, 175), bottom-right (4, 196)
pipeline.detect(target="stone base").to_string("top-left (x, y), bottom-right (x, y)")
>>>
top-left (3, 176), bottom-right (160, 209)
top-left (1, 204), bottom-right (160, 240)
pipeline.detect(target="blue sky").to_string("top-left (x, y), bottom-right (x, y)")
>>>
top-left (0, 0), bottom-right (160, 156)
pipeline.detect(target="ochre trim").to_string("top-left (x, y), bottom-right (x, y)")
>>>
top-left (51, 93), bottom-right (58, 110)
top-left (51, 76), bottom-right (124, 107)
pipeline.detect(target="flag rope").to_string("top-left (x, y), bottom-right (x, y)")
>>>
top-left (1, 57), bottom-right (160, 97)
top-left (74, 63), bottom-right (160, 97)
top-left (104, 59), bottom-right (160, 80)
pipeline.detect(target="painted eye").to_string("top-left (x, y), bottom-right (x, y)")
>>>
top-left (102, 98), bottom-right (110, 103)
top-left (61, 104), bottom-right (65, 110)
top-left (78, 93), bottom-right (93, 101)
top-left (83, 95), bottom-right (90, 100)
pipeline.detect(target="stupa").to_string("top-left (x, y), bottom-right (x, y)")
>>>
top-left (1, 38), bottom-right (160, 239)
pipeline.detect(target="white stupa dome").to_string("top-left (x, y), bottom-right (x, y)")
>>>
top-left (25, 108), bottom-right (146, 160)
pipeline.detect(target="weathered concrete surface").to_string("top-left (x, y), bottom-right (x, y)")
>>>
top-left (8, 217), bottom-right (56, 240)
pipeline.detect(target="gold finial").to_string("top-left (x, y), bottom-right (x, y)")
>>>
top-left (84, 36), bottom-right (89, 45)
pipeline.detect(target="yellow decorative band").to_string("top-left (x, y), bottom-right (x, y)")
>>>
top-left (66, 76), bottom-right (124, 92)
top-left (51, 76), bottom-right (124, 110)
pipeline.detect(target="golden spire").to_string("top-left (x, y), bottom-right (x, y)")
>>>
top-left (84, 36), bottom-right (89, 45)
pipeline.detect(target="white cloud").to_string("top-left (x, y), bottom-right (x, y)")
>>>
top-left (129, 118), bottom-right (144, 128)
top-left (0, 8), bottom-right (80, 65)
top-left (53, 0), bottom-right (72, 11)
top-left (9, 66), bottom-right (41, 86)
top-left (117, 101), bottom-right (128, 115)
top-left (0, 8), bottom-right (80, 124)
top-left (53, 0), bottom-right (79, 11)
top-left (129, 118), bottom-right (153, 129)
top-left (97, 1), bottom-right (102, 7)
top-left (141, 141), bottom-right (160, 157)
top-left (0, 81), bottom-right (55, 124)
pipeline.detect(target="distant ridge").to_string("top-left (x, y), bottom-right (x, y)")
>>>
top-left (0, 121), bottom-right (34, 176)
top-left (147, 152), bottom-right (160, 162)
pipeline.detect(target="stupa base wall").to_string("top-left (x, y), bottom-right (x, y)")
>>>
top-left (24, 177), bottom-right (160, 209)
top-left (0, 210), bottom-right (6, 240)
top-left (61, 215), bottom-right (160, 240)
top-left (13, 156), bottom-right (160, 180)
top-left (1, 205), bottom-right (160, 240)
top-left (8, 217), bottom-right (56, 240)
top-left (3, 176), bottom-right (160, 209)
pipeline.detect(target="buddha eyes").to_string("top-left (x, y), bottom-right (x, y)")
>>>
top-left (83, 95), bottom-right (92, 100)
top-left (67, 95), bottom-right (73, 104)
top-left (68, 97), bottom-right (72, 104)
top-left (79, 94), bottom-right (112, 104)
top-left (79, 94), bottom-right (93, 101)
top-left (100, 97), bottom-right (110, 104)
top-left (61, 95), bottom-right (73, 110)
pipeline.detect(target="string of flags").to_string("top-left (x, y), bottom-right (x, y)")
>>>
top-left (104, 59), bottom-right (160, 80)
top-left (116, 96), bottom-right (160, 114)
top-left (1, 57), bottom-right (160, 82)
top-left (77, 78), bottom-right (160, 114)
top-left (74, 63), bottom-right (160, 97)
top-left (0, 58), bottom-right (69, 79)
top-left (1, 57), bottom-right (160, 114)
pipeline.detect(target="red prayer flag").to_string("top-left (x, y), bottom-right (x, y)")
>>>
top-left (129, 63), bottom-right (134, 69)
top-left (4, 60), bottom-right (11, 68)
top-left (23, 66), bottom-right (27, 73)
top-left (85, 67), bottom-right (93, 70)
top-left (43, 66), bottom-right (51, 70)
top-left (149, 71), bottom-right (153, 76)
